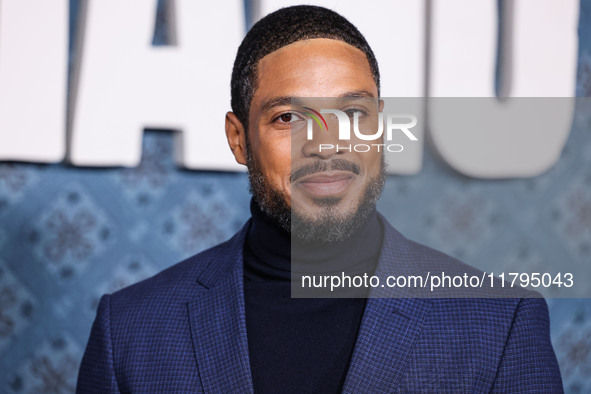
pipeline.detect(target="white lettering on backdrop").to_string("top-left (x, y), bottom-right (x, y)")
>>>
top-left (0, 0), bottom-right (580, 178)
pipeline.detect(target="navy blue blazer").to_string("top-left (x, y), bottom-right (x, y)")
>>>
top-left (77, 217), bottom-right (563, 393)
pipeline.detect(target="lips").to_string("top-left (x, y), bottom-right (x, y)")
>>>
top-left (295, 170), bottom-right (355, 197)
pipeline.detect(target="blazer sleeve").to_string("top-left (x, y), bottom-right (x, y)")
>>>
top-left (491, 297), bottom-right (563, 393)
top-left (76, 294), bottom-right (121, 393)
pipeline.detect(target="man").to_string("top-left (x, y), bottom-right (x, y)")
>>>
top-left (77, 5), bottom-right (563, 393)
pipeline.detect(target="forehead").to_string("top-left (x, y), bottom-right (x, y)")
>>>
top-left (254, 38), bottom-right (377, 100)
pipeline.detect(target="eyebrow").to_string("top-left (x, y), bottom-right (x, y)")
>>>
top-left (259, 90), bottom-right (377, 114)
top-left (259, 97), bottom-right (303, 114)
top-left (339, 90), bottom-right (376, 99)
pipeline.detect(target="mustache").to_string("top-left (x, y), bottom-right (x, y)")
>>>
top-left (290, 159), bottom-right (361, 183)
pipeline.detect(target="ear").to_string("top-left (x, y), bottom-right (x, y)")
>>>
top-left (225, 112), bottom-right (247, 165)
top-left (379, 99), bottom-right (384, 112)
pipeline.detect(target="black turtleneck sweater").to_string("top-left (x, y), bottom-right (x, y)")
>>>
top-left (244, 200), bottom-right (383, 393)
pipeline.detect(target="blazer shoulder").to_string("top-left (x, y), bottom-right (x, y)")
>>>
top-left (379, 216), bottom-right (536, 299)
top-left (108, 220), bottom-right (250, 307)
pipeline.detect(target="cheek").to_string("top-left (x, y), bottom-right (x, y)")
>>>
top-left (273, 141), bottom-right (292, 182)
top-left (362, 151), bottom-right (383, 176)
top-left (259, 136), bottom-right (292, 184)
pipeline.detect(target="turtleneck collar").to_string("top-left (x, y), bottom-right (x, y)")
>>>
top-left (245, 198), bottom-right (383, 281)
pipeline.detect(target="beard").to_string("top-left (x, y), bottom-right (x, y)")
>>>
top-left (246, 138), bottom-right (386, 244)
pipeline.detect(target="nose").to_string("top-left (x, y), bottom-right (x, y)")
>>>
top-left (300, 117), bottom-right (346, 159)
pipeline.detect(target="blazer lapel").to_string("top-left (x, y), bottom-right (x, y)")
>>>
top-left (341, 297), bottom-right (432, 393)
top-left (187, 224), bottom-right (254, 393)
top-left (185, 216), bottom-right (432, 393)
top-left (341, 217), bottom-right (433, 392)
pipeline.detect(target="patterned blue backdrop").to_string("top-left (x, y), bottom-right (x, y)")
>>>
top-left (0, 1), bottom-right (590, 392)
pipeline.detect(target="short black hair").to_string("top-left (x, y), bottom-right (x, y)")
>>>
top-left (230, 5), bottom-right (381, 129)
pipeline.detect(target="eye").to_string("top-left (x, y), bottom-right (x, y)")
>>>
top-left (274, 112), bottom-right (303, 124)
top-left (344, 108), bottom-right (367, 119)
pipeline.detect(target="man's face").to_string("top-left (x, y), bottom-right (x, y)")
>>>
top-left (227, 38), bottom-right (385, 242)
